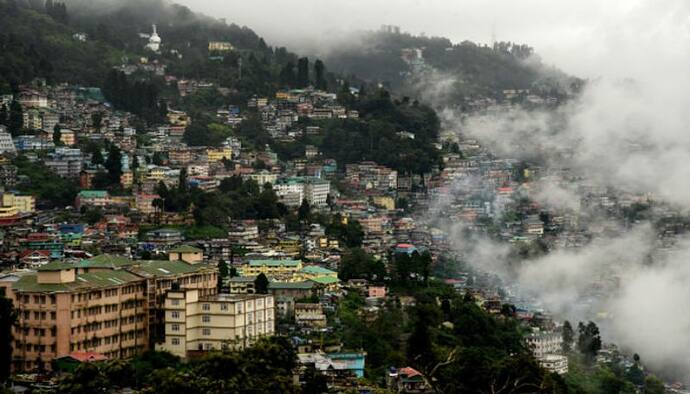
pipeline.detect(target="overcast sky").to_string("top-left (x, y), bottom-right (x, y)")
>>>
top-left (177, 0), bottom-right (690, 79)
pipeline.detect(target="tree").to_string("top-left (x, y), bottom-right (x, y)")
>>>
top-left (254, 273), bottom-right (269, 294)
top-left (644, 376), bottom-right (666, 394)
top-left (577, 321), bottom-right (602, 362)
top-left (297, 57), bottom-right (309, 87)
top-left (302, 365), bottom-right (328, 394)
top-left (217, 260), bottom-right (228, 292)
top-left (52, 123), bottom-right (62, 146)
top-left (298, 199), bottom-right (311, 223)
top-left (0, 293), bottom-right (16, 382)
top-left (562, 320), bottom-right (574, 353)
top-left (314, 59), bottom-right (326, 90)
top-left (104, 143), bottom-right (123, 186)
top-left (7, 100), bottom-right (22, 136)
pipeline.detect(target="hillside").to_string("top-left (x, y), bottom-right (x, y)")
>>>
top-left (323, 29), bottom-right (581, 103)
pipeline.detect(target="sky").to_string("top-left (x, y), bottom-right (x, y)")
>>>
top-left (177, 0), bottom-right (690, 79)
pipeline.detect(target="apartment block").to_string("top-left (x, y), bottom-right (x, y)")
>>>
top-left (158, 289), bottom-right (275, 358)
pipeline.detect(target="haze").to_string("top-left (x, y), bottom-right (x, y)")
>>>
top-left (178, 0), bottom-right (690, 79)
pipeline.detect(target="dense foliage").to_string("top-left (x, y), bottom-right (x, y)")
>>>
top-left (57, 337), bottom-right (299, 393)
top-left (12, 155), bottom-right (79, 208)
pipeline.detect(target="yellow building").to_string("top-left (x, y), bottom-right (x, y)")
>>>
top-left (168, 245), bottom-right (204, 264)
top-left (120, 171), bottom-right (133, 188)
top-left (2, 193), bottom-right (36, 214)
top-left (59, 129), bottom-right (76, 146)
top-left (158, 289), bottom-right (274, 357)
top-left (208, 41), bottom-right (234, 52)
top-left (372, 195), bottom-right (395, 210)
top-left (206, 147), bottom-right (232, 163)
top-left (240, 259), bottom-right (302, 278)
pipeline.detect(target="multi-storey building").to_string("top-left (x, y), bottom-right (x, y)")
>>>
top-left (158, 289), bottom-right (274, 357)
top-left (0, 263), bottom-right (148, 372)
top-left (0, 253), bottom-right (218, 373)
top-left (239, 259), bottom-right (303, 278)
top-left (0, 128), bottom-right (16, 154)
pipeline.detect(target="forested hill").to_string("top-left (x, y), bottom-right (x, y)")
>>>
top-left (323, 29), bottom-right (582, 101)
top-left (0, 0), bottom-right (313, 95)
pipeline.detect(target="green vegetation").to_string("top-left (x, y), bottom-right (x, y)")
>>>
top-left (13, 155), bottom-right (79, 208)
top-left (57, 337), bottom-right (298, 393)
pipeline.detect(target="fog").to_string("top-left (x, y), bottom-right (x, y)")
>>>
top-left (177, 0), bottom-right (690, 79)
top-left (173, 0), bottom-right (690, 378)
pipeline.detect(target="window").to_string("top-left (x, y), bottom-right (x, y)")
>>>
top-left (202, 328), bottom-right (211, 336)
top-left (171, 311), bottom-right (180, 319)
top-left (171, 299), bottom-right (180, 306)
top-left (202, 303), bottom-right (210, 311)
top-left (171, 338), bottom-right (180, 345)
top-left (220, 304), bottom-right (228, 311)
top-left (202, 315), bottom-right (210, 323)
top-left (172, 324), bottom-right (180, 332)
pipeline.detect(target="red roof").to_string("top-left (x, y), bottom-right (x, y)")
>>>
top-left (396, 243), bottom-right (414, 249)
top-left (19, 250), bottom-right (50, 259)
top-left (399, 367), bottom-right (422, 377)
top-left (68, 352), bottom-right (108, 362)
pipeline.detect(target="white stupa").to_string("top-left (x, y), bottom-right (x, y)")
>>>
top-left (145, 24), bottom-right (161, 52)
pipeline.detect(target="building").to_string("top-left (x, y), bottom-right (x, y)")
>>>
top-left (145, 24), bottom-right (161, 52)
top-left (45, 148), bottom-right (83, 179)
top-left (240, 259), bottom-right (303, 278)
top-left (387, 366), bottom-right (432, 393)
top-left (526, 330), bottom-right (563, 358)
top-left (0, 254), bottom-right (219, 373)
top-left (208, 41), bottom-right (234, 52)
top-left (168, 245), bottom-right (204, 264)
top-left (273, 177), bottom-right (331, 207)
top-left (2, 193), bottom-right (35, 214)
top-left (294, 303), bottom-right (327, 328)
top-left (75, 190), bottom-right (110, 210)
top-left (0, 127), bottom-right (16, 154)
top-left (539, 354), bottom-right (568, 374)
top-left (206, 147), bottom-right (232, 163)
top-left (0, 263), bottom-right (148, 372)
top-left (158, 289), bottom-right (274, 357)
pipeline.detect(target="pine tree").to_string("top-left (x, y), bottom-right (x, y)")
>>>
top-left (254, 273), bottom-right (269, 294)
top-left (7, 100), bottom-right (22, 136)
top-left (562, 320), bottom-right (574, 352)
top-left (52, 123), bottom-right (61, 145)
top-left (297, 57), bottom-right (309, 88)
top-left (314, 59), bottom-right (326, 90)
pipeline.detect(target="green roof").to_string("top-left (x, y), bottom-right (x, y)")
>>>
top-left (268, 281), bottom-right (314, 290)
top-left (36, 261), bottom-right (76, 271)
top-left (78, 254), bottom-right (134, 269)
top-left (78, 190), bottom-right (108, 198)
top-left (308, 276), bottom-right (339, 285)
top-left (248, 259), bottom-right (301, 268)
top-left (300, 266), bottom-right (337, 275)
top-left (169, 245), bottom-right (203, 253)
top-left (129, 260), bottom-right (207, 277)
top-left (13, 270), bottom-right (142, 292)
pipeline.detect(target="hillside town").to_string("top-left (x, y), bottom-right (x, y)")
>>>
top-left (0, 1), bottom-right (684, 393)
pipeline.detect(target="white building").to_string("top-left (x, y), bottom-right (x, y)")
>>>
top-left (539, 354), bottom-right (568, 374)
top-left (526, 330), bottom-right (563, 358)
top-left (145, 24), bottom-right (161, 52)
top-left (0, 127), bottom-right (16, 154)
top-left (273, 177), bottom-right (330, 207)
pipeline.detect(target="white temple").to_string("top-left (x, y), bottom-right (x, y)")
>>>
top-left (145, 24), bottom-right (161, 52)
